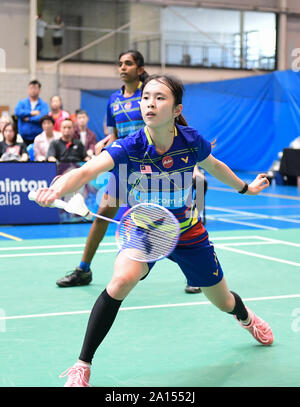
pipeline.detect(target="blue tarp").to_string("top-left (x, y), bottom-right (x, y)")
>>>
top-left (81, 70), bottom-right (300, 171)
top-left (80, 89), bottom-right (113, 141)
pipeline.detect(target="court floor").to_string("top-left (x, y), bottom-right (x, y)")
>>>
top-left (1, 173), bottom-right (300, 387)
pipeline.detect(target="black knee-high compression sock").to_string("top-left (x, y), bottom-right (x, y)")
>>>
top-left (227, 291), bottom-right (249, 321)
top-left (79, 289), bottom-right (122, 364)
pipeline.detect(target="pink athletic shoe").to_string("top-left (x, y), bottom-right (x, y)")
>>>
top-left (59, 362), bottom-right (91, 387)
top-left (235, 307), bottom-right (274, 346)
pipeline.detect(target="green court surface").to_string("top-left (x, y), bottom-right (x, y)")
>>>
top-left (1, 228), bottom-right (300, 387)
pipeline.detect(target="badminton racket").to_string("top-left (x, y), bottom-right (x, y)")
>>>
top-left (28, 191), bottom-right (180, 262)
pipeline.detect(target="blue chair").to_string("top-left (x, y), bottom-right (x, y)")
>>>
top-left (27, 143), bottom-right (35, 161)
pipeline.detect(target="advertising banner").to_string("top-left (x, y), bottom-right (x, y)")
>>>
top-left (0, 162), bottom-right (59, 225)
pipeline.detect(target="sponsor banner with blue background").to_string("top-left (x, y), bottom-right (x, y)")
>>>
top-left (0, 162), bottom-right (126, 225)
top-left (0, 162), bottom-right (59, 225)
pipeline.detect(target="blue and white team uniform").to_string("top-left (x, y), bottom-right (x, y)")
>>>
top-left (105, 124), bottom-right (224, 287)
top-left (106, 82), bottom-right (144, 139)
top-left (105, 82), bottom-right (144, 199)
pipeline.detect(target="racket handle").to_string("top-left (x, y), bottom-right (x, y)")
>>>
top-left (28, 190), bottom-right (67, 210)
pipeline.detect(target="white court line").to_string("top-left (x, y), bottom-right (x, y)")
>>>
top-left (208, 186), bottom-right (300, 201)
top-left (1, 236), bottom-right (298, 262)
top-left (0, 242), bottom-right (116, 251)
top-left (253, 236), bottom-right (300, 249)
top-left (207, 205), bottom-right (267, 218)
top-left (0, 249), bottom-right (118, 258)
top-left (216, 244), bottom-right (300, 267)
top-left (207, 216), bottom-right (278, 231)
top-left (1, 293), bottom-right (300, 321)
top-left (215, 241), bottom-right (275, 247)
top-left (207, 205), bottom-right (300, 225)
top-left (0, 235), bottom-right (262, 256)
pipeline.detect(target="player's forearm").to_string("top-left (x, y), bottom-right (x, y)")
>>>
top-left (52, 167), bottom-right (90, 198)
top-left (200, 155), bottom-right (245, 192)
top-left (50, 151), bottom-right (115, 198)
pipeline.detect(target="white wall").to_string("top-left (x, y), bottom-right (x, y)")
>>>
top-left (0, 0), bottom-right (29, 70)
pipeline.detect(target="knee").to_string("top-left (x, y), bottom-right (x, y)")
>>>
top-left (107, 273), bottom-right (138, 299)
top-left (216, 296), bottom-right (235, 313)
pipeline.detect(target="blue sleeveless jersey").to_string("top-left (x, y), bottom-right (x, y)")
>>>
top-left (105, 124), bottom-right (211, 246)
top-left (106, 82), bottom-right (144, 139)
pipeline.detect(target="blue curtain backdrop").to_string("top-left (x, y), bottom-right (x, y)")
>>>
top-left (81, 70), bottom-right (300, 171)
top-left (80, 89), bottom-right (113, 141)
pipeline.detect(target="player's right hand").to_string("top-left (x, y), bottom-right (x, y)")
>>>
top-left (35, 188), bottom-right (60, 207)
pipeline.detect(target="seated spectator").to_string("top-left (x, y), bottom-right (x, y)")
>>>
top-left (34, 115), bottom-right (61, 161)
top-left (49, 95), bottom-right (70, 131)
top-left (14, 79), bottom-right (49, 146)
top-left (0, 115), bottom-right (23, 143)
top-left (73, 109), bottom-right (97, 158)
top-left (47, 118), bottom-right (90, 163)
top-left (0, 122), bottom-right (29, 162)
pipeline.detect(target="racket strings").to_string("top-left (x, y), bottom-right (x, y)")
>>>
top-left (118, 204), bottom-right (179, 262)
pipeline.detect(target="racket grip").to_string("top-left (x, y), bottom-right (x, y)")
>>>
top-left (28, 190), bottom-right (67, 210)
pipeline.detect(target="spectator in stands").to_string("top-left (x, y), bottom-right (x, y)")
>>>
top-left (52, 15), bottom-right (64, 59)
top-left (34, 115), bottom-right (61, 161)
top-left (14, 80), bottom-right (49, 146)
top-left (36, 13), bottom-right (48, 58)
top-left (47, 118), bottom-right (90, 163)
top-left (0, 122), bottom-right (29, 162)
top-left (73, 110), bottom-right (97, 158)
top-left (49, 95), bottom-right (70, 131)
top-left (0, 115), bottom-right (23, 143)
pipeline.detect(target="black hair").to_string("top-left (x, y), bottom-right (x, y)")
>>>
top-left (29, 79), bottom-right (41, 88)
top-left (75, 109), bottom-right (88, 116)
top-left (118, 49), bottom-right (149, 82)
top-left (142, 74), bottom-right (188, 126)
top-left (2, 122), bottom-right (18, 143)
top-left (40, 115), bottom-right (55, 125)
top-left (61, 118), bottom-right (74, 125)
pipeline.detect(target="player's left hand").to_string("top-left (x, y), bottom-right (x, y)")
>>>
top-left (247, 173), bottom-right (270, 195)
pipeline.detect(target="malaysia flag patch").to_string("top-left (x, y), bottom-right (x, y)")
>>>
top-left (140, 164), bottom-right (152, 173)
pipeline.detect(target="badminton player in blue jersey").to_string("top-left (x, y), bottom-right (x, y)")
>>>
top-left (56, 50), bottom-right (148, 288)
top-left (56, 50), bottom-right (202, 294)
top-left (35, 74), bottom-right (273, 387)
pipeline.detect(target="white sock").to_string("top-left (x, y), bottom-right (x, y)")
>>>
top-left (241, 316), bottom-right (251, 326)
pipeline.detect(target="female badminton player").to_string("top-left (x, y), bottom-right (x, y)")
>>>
top-left (55, 50), bottom-right (148, 288)
top-left (35, 74), bottom-right (273, 387)
top-left (56, 50), bottom-right (201, 294)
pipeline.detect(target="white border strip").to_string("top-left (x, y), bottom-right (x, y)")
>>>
top-left (0, 249), bottom-right (118, 258)
top-left (216, 244), bottom-right (300, 267)
top-left (1, 293), bottom-right (300, 321)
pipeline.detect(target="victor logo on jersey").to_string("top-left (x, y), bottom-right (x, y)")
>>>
top-left (162, 156), bottom-right (173, 169)
top-left (181, 156), bottom-right (189, 164)
top-left (113, 103), bottom-right (119, 112)
top-left (124, 102), bottom-right (132, 110)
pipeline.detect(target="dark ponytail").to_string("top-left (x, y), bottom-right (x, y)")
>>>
top-left (175, 114), bottom-right (188, 126)
top-left (142, 74), bottom-right (189, 126)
